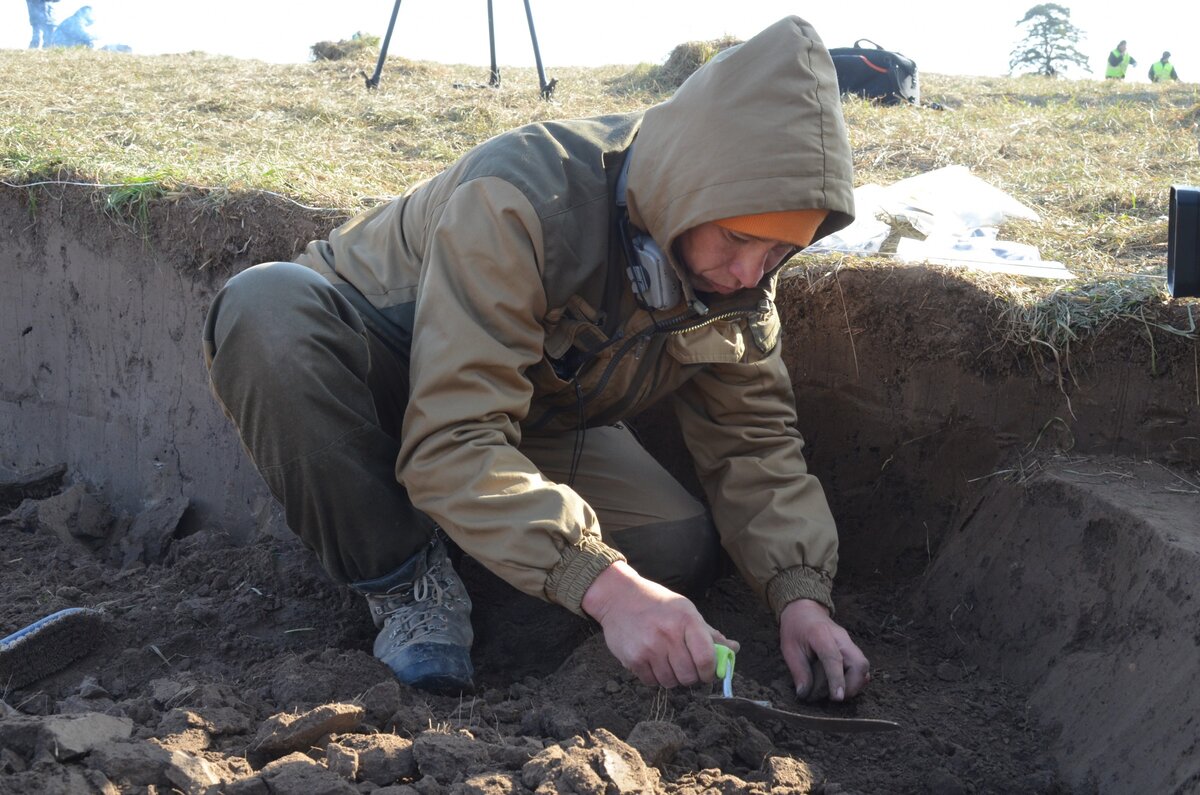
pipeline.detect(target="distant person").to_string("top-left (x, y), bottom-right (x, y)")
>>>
top-left (1149, 51), bottom-right (1180, 83)
top-left (25, 0), bottom-right (59, 48)
top-left (48, 4), bottom-right (94, 49)
top-left (1105, 40), bottom-right (1137, 80)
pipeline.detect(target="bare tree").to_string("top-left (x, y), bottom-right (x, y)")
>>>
top-left (1009, 3), bottom-right (1090, 77)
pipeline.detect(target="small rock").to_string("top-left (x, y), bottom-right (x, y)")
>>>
top-left (149, 678), bottom-right (186, 706)
top-left (252, 703), bottom-right (366, 759)
top-left (521, 729), bottom-right (658, 795)
top-left (197, 705), bottom-right (254, 736)
top-left (452, 771), bottom-right (521, 794)
top-left (11, 483), bottom-right (116, 546)
top-left (601, 746), bottom-right (655, 795)
top-left (326, 742), bottom-right (360, 781)
top-left (521, 743), bottom-right (605, 793)
top-left (733, 721), bottom-right (774, 768)
top-left (0, 712), bottom-right (134, 763)
top-left (486, 735), bottom-right (542, 769)
top-left (626, 721), bottom-right (688, 767)
top-left (261, 752), bottom-right (358, 794)
top-left (164, 749), bottom-right (222, 795)
top-left (86, 739), bottom-right (174, 787)
top-left (119, 494), bottom-right (190, 565)
top-left (334, 732), bottom-right (416, 785)
top-left (600, 730), bottom-right (658, 792)
top-left (155, 725), bottom-right (211, 754)
top-left (537, 710), bottom-right (588, 739)
top-left (765, 755), bottom-right (817, 790)
top-left (78, 676), bottom-right (111, 700)
top-left (414, 730), bottom-right (490, 784)
top-left (361, 679), bottom-right (402, 727)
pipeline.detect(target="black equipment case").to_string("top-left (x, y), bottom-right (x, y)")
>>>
top-left (829, 39), bottom-right (919, 105)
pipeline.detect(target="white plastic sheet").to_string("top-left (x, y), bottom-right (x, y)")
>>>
top-left (808, 165), bottom-right (1072, 280)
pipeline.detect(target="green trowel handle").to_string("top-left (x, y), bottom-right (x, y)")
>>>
top-left (714, 643), bottom-right (735, 680)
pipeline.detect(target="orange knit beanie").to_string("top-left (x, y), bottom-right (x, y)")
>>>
top-left (714, 208), bottom-right (829, 248)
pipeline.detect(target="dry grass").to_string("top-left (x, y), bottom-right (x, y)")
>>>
top-left (0, 49), bottom-right (650, 208)
top-left (843, 76), bottom-right (1200, 278)
top-left (1, 48), bottom-right (1199, 346)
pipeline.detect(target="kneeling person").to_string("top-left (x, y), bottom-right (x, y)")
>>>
top-left (204, 16), bottom-right (870, 703)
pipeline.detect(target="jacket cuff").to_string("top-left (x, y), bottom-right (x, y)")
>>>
top-left (766, 565), bottom-right (835, 620)
top-left (544, 537), bottom-right (627, 618)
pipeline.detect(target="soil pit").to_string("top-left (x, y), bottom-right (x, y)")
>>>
top-left (2, 189), bottom-right (1198, 794)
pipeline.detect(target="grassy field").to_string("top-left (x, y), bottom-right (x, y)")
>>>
top-left (2, 43), bottom-right (1199, 310)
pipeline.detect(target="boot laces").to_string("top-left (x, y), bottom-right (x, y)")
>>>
top-left (378, 567), bottom-right (465, 642)
top-left (411, 571), bottom-right (444, 605)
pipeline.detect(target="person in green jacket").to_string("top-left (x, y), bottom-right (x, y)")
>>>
top-left (1105, 40), bottom-right (1137, 79)
top-left (204, 16), bottom-right (871, 703)
top-left (1149, 52), bottom-right (1180, 82)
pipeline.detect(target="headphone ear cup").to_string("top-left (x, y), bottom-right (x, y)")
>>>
top-left (628, 235), bottom-right (682, 310)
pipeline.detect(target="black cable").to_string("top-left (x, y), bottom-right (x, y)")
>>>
top-left (567, 382), bottom-right (586, 488)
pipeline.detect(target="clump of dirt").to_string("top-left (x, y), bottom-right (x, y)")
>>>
top-left (653, 36), bottom-right (743, 87)
top-left (311, 33), bottom-right (381, 62)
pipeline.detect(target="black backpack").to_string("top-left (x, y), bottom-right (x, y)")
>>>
top-left (829, 39), bottom-right (919, 105)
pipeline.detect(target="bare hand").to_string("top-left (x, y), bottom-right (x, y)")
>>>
top-left (779, 598), bottom-right (870, 702)
top-left (581, 561), bottom-right (738, 688)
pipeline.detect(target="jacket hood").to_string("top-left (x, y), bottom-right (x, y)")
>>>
top-left (625, 16), bottom-right (855, 295)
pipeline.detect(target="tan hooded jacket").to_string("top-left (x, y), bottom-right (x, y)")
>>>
top-left (295, 16), bottom-right (856, 619)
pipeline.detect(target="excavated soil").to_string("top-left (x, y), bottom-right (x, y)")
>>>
top-left (2, 188), bottom-right (1199, 794)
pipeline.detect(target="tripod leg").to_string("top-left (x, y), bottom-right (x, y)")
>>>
top-left (487, 0), bottom-right (500, 87)
top-left (522, 0), bottom-right (555, 99)
top-left (365, 0), bottom-right (404, 89)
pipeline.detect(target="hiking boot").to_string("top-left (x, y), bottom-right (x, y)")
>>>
top-left (353, 532), bottom-right (475, 694)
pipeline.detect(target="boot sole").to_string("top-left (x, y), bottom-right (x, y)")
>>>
top-left (0, 607), bottom-right (108, 691)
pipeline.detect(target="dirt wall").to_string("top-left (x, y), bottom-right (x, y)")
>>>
top-left (918, 461), bottom-right (1200, 793)
top-left (4, 188), bottom-right (1195, 563)
top-left (0, 188), bottom-right (337, 537)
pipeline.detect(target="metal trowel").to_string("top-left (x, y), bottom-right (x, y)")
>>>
top-left (708, 643), bottom-right (901, 734)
